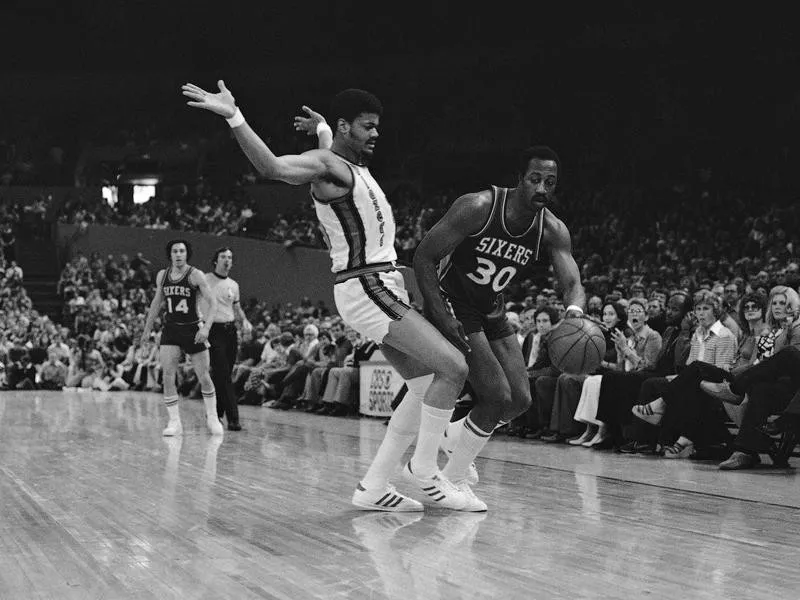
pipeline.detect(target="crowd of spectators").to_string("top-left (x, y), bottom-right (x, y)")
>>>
top-left (500, 278), bottom-right (800, 470)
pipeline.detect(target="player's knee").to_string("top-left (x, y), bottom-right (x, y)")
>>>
top-left (508, 390), bottom-right (532, 417)
top-left (443, 351), bottom-right (469, 385)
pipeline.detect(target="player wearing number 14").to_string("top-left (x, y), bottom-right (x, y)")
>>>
top-left (414, 146), bottom-right (587, 506)
top-left (140, 239), bottom-right (224, 437)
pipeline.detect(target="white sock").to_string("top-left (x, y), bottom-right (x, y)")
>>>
top-left (442, 416), bottom-right (466, 454)
top-left (164, 395), bottom-right (180, 421)
top-left (410, 404), bottom-right (454, 478)
top-left (361, 374), bottom-right (431, 490)
top-left (442, 415), bottom-right (492, 482)
top-left (201, 388), bottom-right (217, 418)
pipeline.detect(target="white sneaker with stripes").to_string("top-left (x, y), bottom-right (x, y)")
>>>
top-left (453, 480), bottom-right (488, 512)
top-left (352, 483), bottom-right (424, 512)
top-left (401, 462), bottom-right (467, 510)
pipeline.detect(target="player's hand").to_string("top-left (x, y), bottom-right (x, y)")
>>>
top-left (195, 327), bottom-right (210, 344)
top-left (293, 105), bottom-right (327, 135)
top-left (436, 316), bottom-right (471, 356)
top-left (182, 80), bottom-right (237, 119)
top-left (242, 320), bottom-right (253, 340)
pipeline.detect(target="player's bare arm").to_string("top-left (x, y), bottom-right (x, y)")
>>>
top-left (413, 191), bottom-right (493, 354)
top-left (191, 269), bottom-right (217, 344)
top-left (141, 269), bottom-right (166, 343)
top-left (543, 212), bottom-right (586, 316)
top-left (233, 300), bottom-right (253, 338)
top-left (182, 81), bottom-right (346, 190)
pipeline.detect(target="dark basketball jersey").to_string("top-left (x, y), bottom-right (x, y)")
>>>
top-left (439, 186), bottom-right (547, 314)
top-left (161, 266), bottom-right (200, 325)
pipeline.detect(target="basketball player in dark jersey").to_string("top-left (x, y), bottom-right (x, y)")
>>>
top-left (141, 239), bottom-right (224, 436)
top-left (413, 146), bottom-right (587, 509)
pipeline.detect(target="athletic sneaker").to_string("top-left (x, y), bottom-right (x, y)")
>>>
top-left (401, 462), bottom-right (468, 510)
top-left (352, 482), bottom-right (424, 512)
top-left (162, 419), bottom-right (183, 436)
top-left (206, 415), bottom-right (224, 436)
top-left (454, 480), bottom-right (488, 512)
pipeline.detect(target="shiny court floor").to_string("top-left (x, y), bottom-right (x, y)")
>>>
top-left (0, 390), bottom-right (798, 600)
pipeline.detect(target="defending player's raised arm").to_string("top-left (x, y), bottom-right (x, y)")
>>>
top-left (546, 215), bottom-right (586, 316)
top-left (294, 106), bottom-right (333, 150)
top-left (182, 80), bottom-right (330, 185)
top-left (141, 269), bottom-right (166, 343)
top-left (191, 269), bottom-right (217, 343)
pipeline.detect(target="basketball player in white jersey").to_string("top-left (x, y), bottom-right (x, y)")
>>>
top-left (182, 80), bottom-right (473, 511)
top-left (203, 247), bottom-right (253, 431)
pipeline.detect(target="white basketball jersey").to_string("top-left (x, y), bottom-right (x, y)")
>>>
top-left (313, 154), bottom-right (397, 273)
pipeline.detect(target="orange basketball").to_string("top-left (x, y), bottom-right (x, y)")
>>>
top-left (547, 317), bottom-right (606, 374)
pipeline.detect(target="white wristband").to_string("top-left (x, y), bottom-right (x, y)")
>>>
top-left (567, 305), bottom-right (584, 315)
top-left (226, 107), bottom-right (245, 128)
top-left (316, 122), bottom-right (332, 137)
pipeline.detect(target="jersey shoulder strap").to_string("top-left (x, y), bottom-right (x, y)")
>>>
top-left (471, 186), bottom-right (503, 238)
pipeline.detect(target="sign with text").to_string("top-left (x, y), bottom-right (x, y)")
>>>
top-left (359, 361), bottom-right (402, 417)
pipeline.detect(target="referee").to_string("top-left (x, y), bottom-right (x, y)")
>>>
top-left (204, 247), bottom-right (253, 431)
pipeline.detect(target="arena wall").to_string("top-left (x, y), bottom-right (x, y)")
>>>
top-left (56, 224), bottom-right (422, 312)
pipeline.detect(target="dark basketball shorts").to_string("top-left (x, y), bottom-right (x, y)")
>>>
top-left (446, 295), bottom-right (514, 341)
top-left (160, 321), bottom-right (209, 355)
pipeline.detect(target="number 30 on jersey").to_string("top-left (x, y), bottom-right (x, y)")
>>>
top-left (466, 257), bottom-right (517, 292)
top-left (166, 297), bottom-right (189, 314)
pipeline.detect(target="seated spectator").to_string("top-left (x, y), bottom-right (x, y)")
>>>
top-left (646, 296), bottom-right (666, 334)
top-left (508, 306), bottom-right (561, 437)
top-left (544, 298), bottom-right (661, 446)
top-left (6, 347), bottom-right (37, 390)
top-left (631, 291), bottom-right (738, 458)
top-left (238, 332), bottom-right (294, 406)
top-left (584, 293), bottom-right (694, 453)
top-left (265, 324), bottom-right (320, 409)
top-left (569, 301), bottom-right (631, 445)
top-left (717, 287), bottom-right (800, 469)
top-left (301, 321), bottom-right (354, 412)
top-left (314, 335), bottom-right (380, 415)
top-left (39, 350), bottom-right (68, 390)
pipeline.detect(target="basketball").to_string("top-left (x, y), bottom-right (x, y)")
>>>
top-left (547, 317), bottom-right (606, 374)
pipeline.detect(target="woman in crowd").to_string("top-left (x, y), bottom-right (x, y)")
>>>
top-left (715, 286), bottom-right (800, 469)
top-left (568, 301), bottom-right (629, 446)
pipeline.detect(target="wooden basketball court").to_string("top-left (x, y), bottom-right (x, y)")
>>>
top-left (1, 390), bottom-right (798, 599)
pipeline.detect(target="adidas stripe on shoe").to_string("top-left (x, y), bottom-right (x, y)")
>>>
top-left (352, 483), bottom-right (424, 512)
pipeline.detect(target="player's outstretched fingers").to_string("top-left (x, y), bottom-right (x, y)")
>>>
top-left (182, 83), bottom-right (208, 96)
